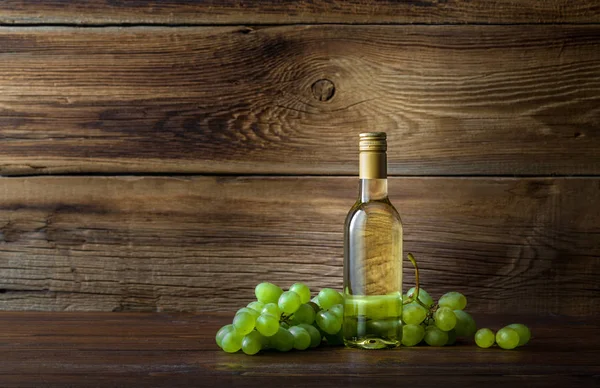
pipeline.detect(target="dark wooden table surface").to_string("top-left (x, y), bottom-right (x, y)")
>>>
top-left (0, 312), bottom-right (598, 387)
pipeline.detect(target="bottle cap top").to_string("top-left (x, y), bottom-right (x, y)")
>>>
top-left (359, 132), bottom-right (387, 152)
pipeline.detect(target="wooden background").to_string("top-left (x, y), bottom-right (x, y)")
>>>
top-left (0, 1), bottom-right (598, 316)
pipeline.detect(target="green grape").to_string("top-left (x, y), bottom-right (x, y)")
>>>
top-left (236, 307), bottom-right (260, 319)
top-left (402, 302), bottom-right (427, 325)
top-left (424, 325), bottom-right (448, 346)
top-left (496, 327), bottom-right (519, 350)
top-left (446, 329), bottom-right (457, 345)
top-left (507, 323), bottom-right (531, 346)
top-left (475, 328), bottom-right (495, 348)
top-left (292, 303), bottom-right (316, 325)
top-left (328, 304), bottom-right (344, 320)
top-left (366, 318), bottom-right (400, 338)
top-left (255, 282), bottom-right (283, 304)
top-left (406, 287), bottom-right (434, 307)
top-left (438, 292), bottom-right (467, 311)
top-left (434, 307), bottom-right (457, 331)
top-left (215, 324), bottom-right (234, 349)
top-left (255, 313), bottom-right (279, 337)
top-left (278, 291), bottom-right (302, 314)
top-left (317, 288), bottom-right (344, 310)
top-left (288, 326), bottom-right (311, 350)
top-left (289, 283), bottom-right (311, 304)
top-left (261, 303), bottom-right (281, 318)
top-left (242, 331), bottom-right (264, 355)
top-left (311, 295), bottom-right (320, 306)
top-left (402, 324), bottom-right (425, 347)
top-left (316, 310), bottom-right (341, 335)
top-left (247, 301), bottom-right (265, 313)
top-left (453, 310), bottom-right (477, 337)
top-left (221, 331), bottom-right (243, 353)
top-left (280, 321), bottom-right (290, 329)
top-left (233, 312), bottom-right (256, 336)
top-left (297, 324), bottom-right (322, 348)
top-left (270, 327), bottom-right (294, 352)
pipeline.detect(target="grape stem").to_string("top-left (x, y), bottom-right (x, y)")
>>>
top-left (404, 253), bottom-right (429, 310)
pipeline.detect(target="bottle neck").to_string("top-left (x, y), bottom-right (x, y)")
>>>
top-left (359, 179), bottom-right (388, 202)
top-left (358, 150), bottom-right (388, 202)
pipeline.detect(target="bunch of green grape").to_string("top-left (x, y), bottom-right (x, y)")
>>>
top-left (400, 288), bottom-right (475, 346)
top-left (401, 288), bottom-right (531, 349)
top-left (215, 282), bottom-right (345, 355)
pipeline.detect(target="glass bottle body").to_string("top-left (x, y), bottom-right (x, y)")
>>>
top-left (343, 179), bottom-right (403, 349)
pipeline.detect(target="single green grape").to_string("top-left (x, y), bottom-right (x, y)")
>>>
top-left (406, 287), bottom-right (434, 307)
top-left (438, 292), bottom-right (467, 311)
top-left (402, 324), bottom-right (425, 347)
top-left (496, 327), bottom-right (519, 350)
top-left (453, 310), bottom-right (477, 337)
top-left (507, 323), bottom-right (531, 346)
top-left (247, 301), bottom-right (265, 313)
top-left (289, 283), bottom-right (311, 304)
top-left (270, 327), bottom-right (295, 352)
top-left (215, 324), bottom-right (234, 349)
top-left (402, 302), bottom-right (427, 325)
top-left (278, 291), bottom-right (302, 314)
top-left (288, 326), bottom-right (311, 350)
top-left (292, 303), bottom-right (316, 325)
top-left (366, 318), bottom-right (400, 338)
top-left (236, 307), bottom-right (260, 319)
top-left (434, 307), bottom-right (457, 331)
top-left (255, 313), bottom-right (279, 337)
top-left (328, 304), bottom-right (344, 320)
top-left (424, 325), bottom-right (448, 346)
top-left (310, 295), bottom-right (320, 306)
top-left (242, 331), bottom-right (264, 355)
top-left (446, 329), bottom-right (457, 345)
top-left (261, 303), bottom-right (281, 318)
top-left (297, 323), bottom-right (322, 348)
top-left (233, 312), bottom-right (256, 336)
top-left (315, 310), bottom-right (341, 335)
top-left (221, 331), bottom-right (243, 353)
top-left (317, 288), bottom-right (344, 310)
top-left (475, 328), bottom-right (495, 348)
top-left (255, 282), bottom-right (284, 305)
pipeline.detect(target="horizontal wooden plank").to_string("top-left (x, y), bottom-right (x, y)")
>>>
top-left (0, 312), bottom-right (598, 388)
top-left (0, 1), bottom-right (598, 24)
top-left (0, 176), bottom-right (597, 314)
top-left (0, 25), bottom-right (599, 176)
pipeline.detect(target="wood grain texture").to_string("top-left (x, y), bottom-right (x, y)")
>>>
top-left (0, 25), bottom-right (599, 176)
top-left (0, 0), bottom-right (598, 25)
top-left (0, 312), bottom-right (598, 388)
top-left (0, 176), bottom-right (597, 314)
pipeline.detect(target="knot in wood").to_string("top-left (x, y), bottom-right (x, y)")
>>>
top-left (311, 79), bottom-right (335, 102)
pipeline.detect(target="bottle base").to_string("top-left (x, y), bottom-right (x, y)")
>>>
top-left (344, 338), bottom-right (400, 350)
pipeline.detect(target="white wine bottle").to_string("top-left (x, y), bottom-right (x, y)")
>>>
top-left (343, 132), bottom-right (403, 349)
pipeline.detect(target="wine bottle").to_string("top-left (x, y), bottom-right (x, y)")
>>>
top-left (343, 132), bottom-right (403, 349)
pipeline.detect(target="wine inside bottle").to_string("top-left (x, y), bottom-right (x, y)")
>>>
top-left (343, 132), bottom-right (403, 349)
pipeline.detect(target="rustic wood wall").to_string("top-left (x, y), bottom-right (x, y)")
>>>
top-left (0, 1), bottom-right (598, 315)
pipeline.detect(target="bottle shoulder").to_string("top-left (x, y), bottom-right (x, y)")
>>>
top-left (345, 199), bottom-right (403, 224)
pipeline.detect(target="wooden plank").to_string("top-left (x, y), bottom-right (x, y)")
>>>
top-left (0, 176), bottom-right (597, 314)
top-left (0, 25), bottom-right (599, 176)
top-left (0, 1), bottom-right (598, 25)
top-left (0, 312), bottom-right (598, 388)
